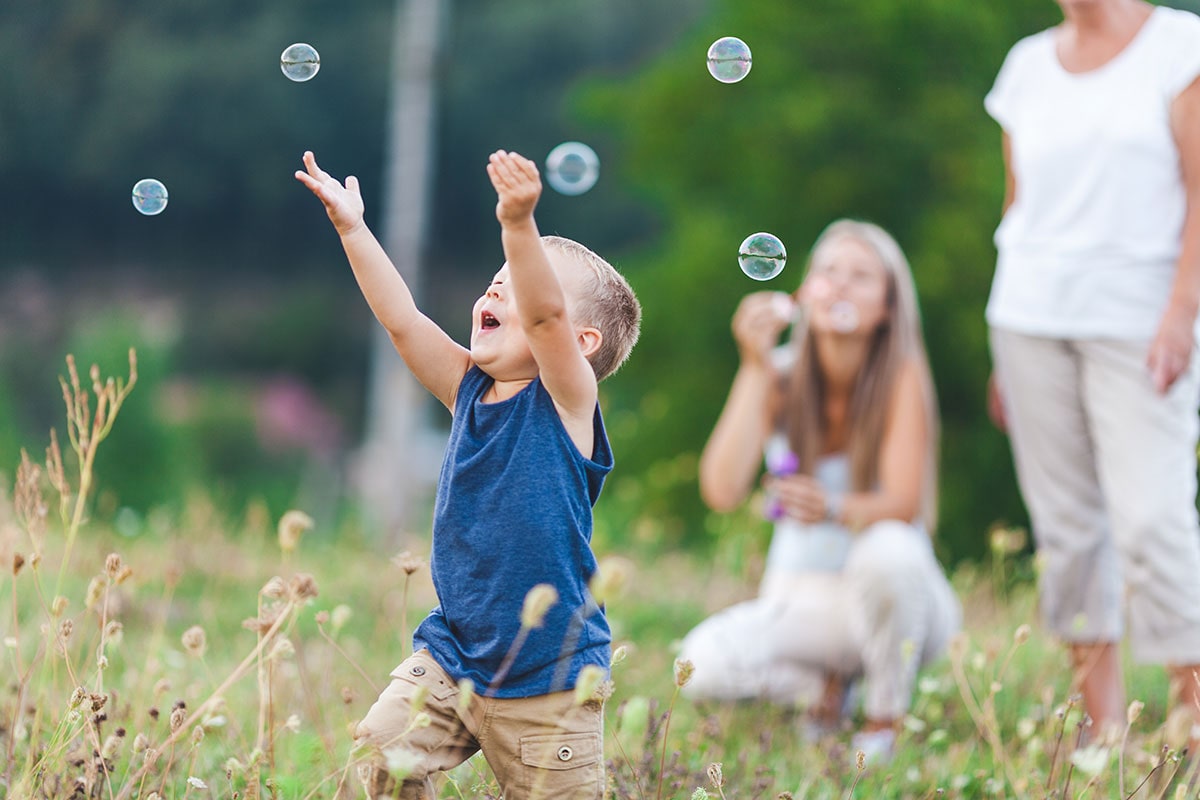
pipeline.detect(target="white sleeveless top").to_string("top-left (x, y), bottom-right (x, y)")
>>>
top-left (762, 434), bottom-right (853, 575)
top-left (983, 6), bottom-right (1200, 339)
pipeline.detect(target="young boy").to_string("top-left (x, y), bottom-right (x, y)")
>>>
top-left (295, 149), bottom-right (640, 799)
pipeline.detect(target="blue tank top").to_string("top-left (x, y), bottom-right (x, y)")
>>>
top-left (413, 366), bottom-right (613, 698)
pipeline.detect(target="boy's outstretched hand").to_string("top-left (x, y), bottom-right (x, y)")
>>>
top-left (487, 150), bottom-right (541, 229)
top-left (294, 151), bottom-right (365, 237)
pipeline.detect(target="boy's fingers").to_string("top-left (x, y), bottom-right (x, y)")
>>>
top-left (346, 175), bottom-right (361, 195)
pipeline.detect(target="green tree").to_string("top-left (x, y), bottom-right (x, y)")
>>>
top-left (581, 0), bottom-right (1061, 563)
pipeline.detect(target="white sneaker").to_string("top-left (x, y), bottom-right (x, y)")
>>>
top-left (850, 728), bottom-right (897, 767)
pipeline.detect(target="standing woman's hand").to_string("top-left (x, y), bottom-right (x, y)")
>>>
top-left (731, 292), bottom-right (794, 367)
top-left (1148, 304), bottom-right (1196, 394)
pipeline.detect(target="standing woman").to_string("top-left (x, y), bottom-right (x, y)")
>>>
top-left (680, 220), bottom-right (961, 762)
top-left (984, 0), bottom-right (1200, 742)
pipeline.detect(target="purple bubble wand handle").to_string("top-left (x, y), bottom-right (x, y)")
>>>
top-left (763, 449), bottom-right (800, 521)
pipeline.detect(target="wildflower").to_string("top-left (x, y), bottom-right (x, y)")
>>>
top-left (410, 712), bottom-right (431, 729)
top-left (674, 658), bottom-right (695, 688)
top-left (285, 714), bottom-right (301, 733)
top-left (1017, 718), bottom-right (1037, 740)
top-left (1013, 624), bottom-right (1031, 644)
top-left (588, 555), bottom-right (634, 606)
top-left (574, 665), bottom-right (606, 706)
top-left (1069, 744), bottom-right (1111, 776)
top-left (692, 790), bottom-right (709, 800)
top-left (3, 637), bottom-right (15, 649)
top-left (186, 777), bottom-right (207, 789)
top-left (181, 626), bottom-right (207, 658)
top-left (707, 762), bottom-right (724, 789)
top-left (520, 584), bottom-right (558, 629)
top-left (277, 509), bottom-right (314, 554)
top-left (201, 714), bottom-right (227, 730)
top-left (391, 551), bottom-right (426, 575)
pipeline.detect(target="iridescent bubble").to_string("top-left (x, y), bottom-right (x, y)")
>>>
top-left (131, 178), bottom-right (168, 216)
top-left (830, 301), bottom-right (860, 333)
top-left (545, 142), bottom-right (600, 196)
top-left (707, 36), bottom-right (752, 84)
top-left (738, 232), bottom-right (786, 281)
top-left (280, 43), bottom-right (320, 82)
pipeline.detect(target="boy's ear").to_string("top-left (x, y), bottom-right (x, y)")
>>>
top-left (576, 326), bottom-right (602, 359)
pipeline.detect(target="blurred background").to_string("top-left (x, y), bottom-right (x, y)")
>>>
top-left (4, 0), bottom-right (1196, 565)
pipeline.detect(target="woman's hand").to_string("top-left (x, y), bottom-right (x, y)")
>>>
top-left (1148, 300), bottom-right (1197, 394)
top-left (731, 292), bottom-right (793, 367)
top-left (763, 472), bottom-right (829, 524)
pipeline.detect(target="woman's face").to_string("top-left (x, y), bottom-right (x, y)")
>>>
top-left (800, 236), bottom-right (891, 337)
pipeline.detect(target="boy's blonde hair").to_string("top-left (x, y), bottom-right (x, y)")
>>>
top-left (542, 235), bottom-right (641, 381)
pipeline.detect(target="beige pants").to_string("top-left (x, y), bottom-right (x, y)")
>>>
top-left (678, 520), bottom-right (961, 720)
top-left (354, 649), bottom-right (603, 800)
top-left (990, 329), bottom-right (1200, 664)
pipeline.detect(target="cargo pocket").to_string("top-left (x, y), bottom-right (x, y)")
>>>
top-left (388, 649), bottom-right (457, 702)
top-left (520, 731), bottom-right (602, 799)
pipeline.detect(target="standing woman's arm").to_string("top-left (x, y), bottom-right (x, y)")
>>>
top-left (1149, 76), bottom-right (1200, 393)
top-left (699, 293), bottom-right (791, 512)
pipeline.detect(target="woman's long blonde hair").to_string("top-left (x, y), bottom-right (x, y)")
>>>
top-left (782, 219), bottom-right (940, 530)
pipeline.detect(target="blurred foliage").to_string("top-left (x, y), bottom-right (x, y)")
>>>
top-left (2, 0), bottom-right (1194, 563)
top-left (581, 0), bottom-right (1073, 564)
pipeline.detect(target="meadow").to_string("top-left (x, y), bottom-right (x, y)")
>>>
top-left (2, 354), bottom-right (1198, 800)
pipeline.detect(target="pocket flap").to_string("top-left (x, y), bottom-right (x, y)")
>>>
top-left (520, 731), bottom-right (601, 770)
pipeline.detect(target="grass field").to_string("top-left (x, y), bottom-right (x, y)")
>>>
top-left (2, 356), bottom-right (1198, 799)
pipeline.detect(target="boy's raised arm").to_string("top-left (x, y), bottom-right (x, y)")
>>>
top-left (486, 150), bottom-right (599, 420)
top-left (296, 151), bottom-right (471, 411)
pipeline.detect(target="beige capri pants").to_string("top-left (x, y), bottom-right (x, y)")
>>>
top-left (678, 520), bottom-right (961, 721)
top-left (989, 328), bottom-right (1200, 664)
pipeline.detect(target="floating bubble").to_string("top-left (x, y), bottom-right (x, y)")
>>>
top-left (280, 43), bottom-right (320, 82)
top-left (707, 36), bottom-right (752, 84)
top-left (545, 142), bottom-right (600, 196)
top-left (131, 178), bottom-right (168, 216)
top-left (829, 301), bottom-right (860, 333)
top-left (738, 232), bottom-right (786, 281)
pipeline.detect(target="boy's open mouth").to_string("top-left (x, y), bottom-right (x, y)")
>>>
top-left (480, 311), bottom-right (500, 330)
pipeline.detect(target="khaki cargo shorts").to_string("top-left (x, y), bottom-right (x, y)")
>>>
top-left (354, 648), bottom-right (604, 800)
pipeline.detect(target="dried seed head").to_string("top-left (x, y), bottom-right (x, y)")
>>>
top-left (331, 604), bottom-right (352, 631)
top-left (456, 679), bottom-right (475, 715)
top-left (611, 645), bottom-right (629, 667)
top-left (856, 750), bottom-right (866, 771)
top-left (181, 626), bottom-right (207, 659)
top-left (261, 576), bottom-right (287, 599)
top-left (105, 553), bottom-right (122, 580)
top-left (288, 573), bottom-right (318, 602)
top-left (12, 553), bottom-right (24, 576)
top-left (277, 510), bottom-right (314, 554)
top-left (520, 584), bottom-right (559, 629)
top-left (268, 637), bottom-right (295, 661)
top-left (104, 620), bottom-right (124, 646)
top-left (85, 576), bottom-right (105, 609)
top-left (58, 619), bottom-right (74, 644)
top-left (191, 725), bottom-right (205, 745)
top-left (674, 658), bottom-right (695, 688)
top-left (69, 686), bottom-right (87, 709)
top-left (588, 555), bottom-right (635, 606)
top-left (1128, 700), bottom-right (1145, 725)
top-left (51, 596), bottom-right (68, 617)
top-left (170, 707), bottom-right (186, 731)
top-left (341, 686), bottom-right (355, 705)
top-left (132, 733), bottom-right (149, 753)
top-left (707, 762), bottom-right (724, 789)
top-left (284, 714), bottom-right (301, 733)
top-left (102, 734), bottom-right (121, 759)
top-left (314, 610), bottom-right (329, 625)
top-left (114, 565), bottom-right (134, 585)
top-left (90, 693), bottom-right (108, 712)
top-left (391, 551), bottom-right (426, 575)
top-left (573, 665), bottom-right (607, 707)
top-left (1014, 624), bottom-right (1032, 645)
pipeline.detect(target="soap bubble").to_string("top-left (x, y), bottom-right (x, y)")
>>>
top-left (545, 142), bottom-right (599, 196)
top-left (131, 179), bottom-right (168, 216)
top-left (738, 232), bottom-right (786, 281)
top-left (281, 43), bottom-right (320, 82)
top-left (830, 301), bottom-right (860, 333)
top-left (707, 36), bottom-right (752, 83)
